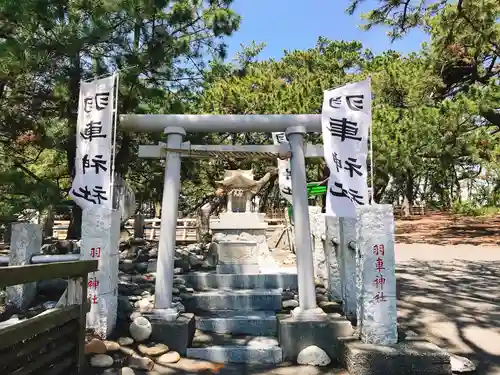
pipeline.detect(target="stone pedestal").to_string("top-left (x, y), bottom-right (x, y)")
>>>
top-left (338, 335), bottom-right (452, 375)
top-left (210, 212), bottom-right (277, 273)
top-left (356, 204), bottom-right (397, 345)
top-left (149, 313), bottom-right (196, 356)
top-left (215, 240), bottom-right (259, 274)
top-left (277, 313), bottom-right (353, 362)
top-left (81, 206), bottom-right (120, 338)
top-left (7, 223), bottom-right (42, 309)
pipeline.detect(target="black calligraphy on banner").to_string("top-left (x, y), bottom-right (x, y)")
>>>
top-left (344, 157), bottom-right (363, 177)
top-left (284, 168), bottom-right (291, 180)
top-left (326, 117), bottom-right (361, 142)
top-left (83, 92), bottom-right (111, 113)
top-left (328, 94), bottom-right (365, 112)
top-left (82, 154), bottom-right (108, 175)
top-left (329, 181), bottom-right (364, 205)
top-left (332, 152), bottom-right (342, 172)
top-left (329, 96), bottom-right (342, 109)
top-left (346, 95), bottom-right (364, 111)
top-left (72, 185), bottom-right (108, 205)
top-left (281, 186), bottom-right (292, 195)
top-left (80, 121), bottom-right (107, 141)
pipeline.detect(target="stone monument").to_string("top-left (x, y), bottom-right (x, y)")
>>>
top-left (210, 169), bottom-right (278, 273)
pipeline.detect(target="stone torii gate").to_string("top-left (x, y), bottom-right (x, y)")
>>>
top-left (119, 114), bottom-right (325, 319)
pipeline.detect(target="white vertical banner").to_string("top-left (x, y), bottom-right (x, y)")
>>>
top-left (70, 74), bottom-right (117, 209)
top-left (272, 132), bottom-right (293, 204)
top-left (322, 79), bottom-right (372, 217)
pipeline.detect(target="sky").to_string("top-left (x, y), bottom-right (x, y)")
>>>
top-left (224, 0), bottom-right (430, 62)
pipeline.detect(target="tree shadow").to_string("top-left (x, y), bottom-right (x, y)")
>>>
top-left (396, 260), bottom-right (500, 374)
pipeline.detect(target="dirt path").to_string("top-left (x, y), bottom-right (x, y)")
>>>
top-left (395, 213), bottom-right (500, 246)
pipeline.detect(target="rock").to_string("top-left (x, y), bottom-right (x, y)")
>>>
top-left (120, 260), bottom-right (135, 272)
top-left (172, 287), bottom-right (180, 295)
top-left (119, 346), bottom-right (136, 356)
top-left (127, 355), bottom-right (155, 371)
top-left (282, 299), bottom-right (299, 308)
top-left (129, 316), bottom-right (152, 342)
top-left (173, 278), bottom-right (186, 285)
top-left (120, 367), bottom-right (136, 375)
top-left (90, 354), bottom-right (114, 368)
top-left (138, 343), bottom-right (169, 357)
top-left (103, 340), bottom-right (121, 351)
top-left (184, 287), bottom-right (194, 293)
top-left (85, 339), bottom-right (107, 354)
top-left (42, 301), bottom-right (57, 310)
top-left (157, 351), bottom-right (181, 365)
top-left (281, 291), bottom-right (294, 300)
top-left (315, 287), bottom-right (327, 294)
top-left (318, 301), bottom-right (342, 314)
top-left (130, 311), bottom-right (142, 321)
top-left (297, 345), bottom-right (331, 366)
top-left (450, 353), bottom-right (476, 373)
top-left (118, 337), bottom-right (134, 346)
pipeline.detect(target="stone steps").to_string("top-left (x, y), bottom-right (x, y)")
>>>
top-left (196, 310), bottom-right (277, 336)
top-left (178, 271), bottom-right (297, 290)
top-left (187, 330), bottom-right (282, 364)
top-left (184, 289), bottom-right (282, 312)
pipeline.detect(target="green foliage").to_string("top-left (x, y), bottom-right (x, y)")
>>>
top-left (451, 200), bottom-right (500, 217)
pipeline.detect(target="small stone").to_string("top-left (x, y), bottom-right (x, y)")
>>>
top-left (102, 369), bottom-right (118, 375)
top-left (127, 355), bottom-right (155, 370)
top-left (314, 279), bottom-right (325, 288)
top-left (318, 301), bottom-right (342, 314)
top-left (315, 287), bottom-right (327, 294)
top-left (138, 343), bottom-right (169, 357)
top-left (129, 316), bottom-right (152, 342)
top-left (85, 338), bottom-right (107, 354)
top-left (282, 299), bottom-right (299, 308)
top-left (103, 340), bottom-right (120, 351)
top-left (90, 354), bottom-right (114, 368)
top-left (184, 287), bottom-right (194, 293)
top-left (297, 345), bottom-right (331, 366)
top-left (119, 346), bottom-right (136, 356)
top-left (316, 294), bottom-right (329, 302)
top-left (450, 353), bottom-right (476, 373)
top-left (281, 291), bottom-right (294, 300)
top-left (120, 367), bottom-right (136, 375)
top-left (173, 278), bottom-right (186, 285)
top-left (118, 337), bottom-right (134, 346)
top-left (130, 311), bottom-right (142, 321)
top-left (172, 287), bottom-right (180, 295)
top-left (157, 351), bottom-right (181, 365)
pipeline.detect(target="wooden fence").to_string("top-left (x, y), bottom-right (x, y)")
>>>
top-left (52, 216), bottom-right (287, 243)
top-left (0, 260), bottom-right (98, 374)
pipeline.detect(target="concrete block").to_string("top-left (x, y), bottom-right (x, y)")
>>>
top-left (277, 313), bottom-right (354, 362)
top-left (178, 272), bottom-right (298, 290)
top-left (338, 336), bottom-right (452, 375)
top-left (7, 223), bottom-right (42, 310)
top-left (196, 311), bottom-right (277, 335)
top-left (216, 264), bottom-right (260, 274)
top-left (187, 345), bottom-right (283, 364)
top-left (150, 313), bottom-right (196, 356)
top-left (184, 289), bottom-right (282, 312)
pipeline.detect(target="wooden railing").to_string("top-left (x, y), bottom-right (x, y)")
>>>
top-left (52, 216), bottom-right (287, 242)
top-left (0, 260), bottom-right (98, 374)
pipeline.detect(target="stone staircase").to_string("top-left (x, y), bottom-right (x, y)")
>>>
top-left (178, 271), bottom-right (298, 364)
